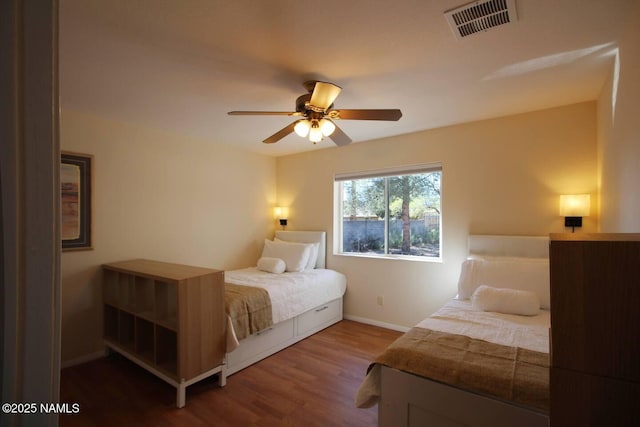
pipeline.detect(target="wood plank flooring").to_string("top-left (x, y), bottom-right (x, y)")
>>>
top-left (59, 320), bottom-right (402, 427)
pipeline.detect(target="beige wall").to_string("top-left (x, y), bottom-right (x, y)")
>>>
top-left (277, 102), bottom-right (598, 329)
top-left (60, 110), bottom-right (276, 364)
top-left (598, 1), bottom-right (640, 232)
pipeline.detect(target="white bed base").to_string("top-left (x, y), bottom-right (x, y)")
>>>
top-left (377, 235), bottom-right (550, 427)
top-left (225, 297), bottom-right (343, 376)
top-left (224, 230), bottom-right (343, 377)
top-left (379, 367), bottom-right (548, 427)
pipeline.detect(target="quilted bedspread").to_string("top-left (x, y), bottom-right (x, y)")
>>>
top-left (225, 283), bottom-right (273, 342)
top-left (358, 326), bottom-right (549, 412)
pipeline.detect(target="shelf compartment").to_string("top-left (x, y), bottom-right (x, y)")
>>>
top-left (118, 274), bottom-right (136, 312)
top-left (134, 276), bottom-right (155, 319)
top-left (103, 270), bottom-right (119, 305)
top-left (155, 280), bottom-right (177, 330)
top-left (135, 317), bottom-right (155, 363)
top-left (156, 326), bottom-right (177, 378)
top-left (118, 311), bottom-right (135, 351)
top-left (104, 305), bottom-right (119, 341)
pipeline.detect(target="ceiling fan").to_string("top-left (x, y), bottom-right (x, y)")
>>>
top-left (228, 81), bottom-right (402, 146)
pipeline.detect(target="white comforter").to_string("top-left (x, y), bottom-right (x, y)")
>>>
top-left (355, 299), bottom-right (550, 408)
top-left (224, 267), bottom-right (347, 350)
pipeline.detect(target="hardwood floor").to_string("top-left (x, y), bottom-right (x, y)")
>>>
top-left (59, 320), bottom-right (402, 426)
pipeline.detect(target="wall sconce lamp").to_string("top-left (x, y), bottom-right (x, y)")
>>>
top-left (559, 194), bottom-right (590, 232)
top-left (274, 206), bottom-right (288, 230)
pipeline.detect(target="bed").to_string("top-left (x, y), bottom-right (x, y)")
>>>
top-left (222, 230), bottom-right (347, 378)
top-left (355, 235), bottom-right (551, 427)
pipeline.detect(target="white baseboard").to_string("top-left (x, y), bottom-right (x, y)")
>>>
top-left (343, 314), bottom-right (411, 333)
top-left (61, 350), bottom-right (105, 369)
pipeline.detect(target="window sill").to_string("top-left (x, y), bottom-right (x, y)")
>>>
top-left (333, 252), bottom-right (442, 263)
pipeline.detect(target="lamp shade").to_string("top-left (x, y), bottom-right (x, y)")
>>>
top-left (559, 194), bottom-right (590, 217)
top-left (294, 120), bottom-right (310, 137)
top-left (309, 124), bottom-right (323, 143)
top-left (319, 118), bottom-right (336, 136)
top-left (273, 206), bottom-right (288, 219)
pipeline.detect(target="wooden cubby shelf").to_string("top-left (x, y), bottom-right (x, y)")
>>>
top-left (102, 259), bottom-right (226, 407)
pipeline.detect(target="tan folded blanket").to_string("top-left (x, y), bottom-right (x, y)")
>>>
top-left (372, 327), bottom-right (549, 412)
top-left (225, 283), bottom-right (273, 341)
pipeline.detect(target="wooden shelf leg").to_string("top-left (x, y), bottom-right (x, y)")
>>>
top-left (176, 383), bottom-right (186, 408)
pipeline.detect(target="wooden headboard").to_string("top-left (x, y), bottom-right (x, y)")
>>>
top-left (275, 231), bottom-right (327, 269)
top-left (468, 235), bottom-right (549, 259)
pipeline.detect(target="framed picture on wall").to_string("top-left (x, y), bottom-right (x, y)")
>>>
top-left (61, 151), bottom-right (93, 251)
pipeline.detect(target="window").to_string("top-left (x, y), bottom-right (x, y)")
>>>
top-left (334, 164), bottom-right (442, 259)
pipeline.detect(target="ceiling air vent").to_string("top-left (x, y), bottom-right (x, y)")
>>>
top-left (445, 0), bottom-right (518, 40)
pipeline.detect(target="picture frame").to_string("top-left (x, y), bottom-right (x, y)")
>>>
top-left (61, 151), bottom-right (93, 251)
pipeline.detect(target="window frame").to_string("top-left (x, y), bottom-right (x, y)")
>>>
top-left (333, 163), bottom-right (442, 262)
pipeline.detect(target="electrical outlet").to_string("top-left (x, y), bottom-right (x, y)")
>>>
top-left (377, 295), bottom-right (384, 306)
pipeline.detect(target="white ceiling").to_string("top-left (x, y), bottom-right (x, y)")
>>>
top-left (59, 0), bottom-right (633, 157)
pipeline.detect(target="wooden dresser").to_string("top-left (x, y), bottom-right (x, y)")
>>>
top-left (549, 233), bottom-right (640, 426)
top-left (103, 259), bottom-right (226, 407)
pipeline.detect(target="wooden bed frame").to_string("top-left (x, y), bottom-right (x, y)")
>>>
top-left (377, 235), bottom-right (550, 427)
top-left (225, 230), bottom-right (344, 376)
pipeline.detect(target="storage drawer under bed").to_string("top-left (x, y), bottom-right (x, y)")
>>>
top-left (297, 298), bottom-right (342, 336)
top-left (226, 317), bottom-right (294, 368)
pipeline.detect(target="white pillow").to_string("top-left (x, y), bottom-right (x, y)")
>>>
top-left (261, 239), bottom-right (311, 272)
top-left (274, 238), bottom-right (319, 270)
top-left (257, 257), bottom-right (286, 274)
top-left (471, 285), bottom-right (540, 316)
top-left (305, 242), bottom-right (320, 269)
top-left (457, 257), bottom-right (550, 309)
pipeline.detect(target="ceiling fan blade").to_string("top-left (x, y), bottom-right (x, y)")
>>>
top-left (228, 111), bottom-right (301, 116)
top-left (330, 109), bottom-right (402, 121)
top-left (263, 122), bottom-right (297, 144)
top-left (328, 121), bottom-right (352, 147)
top-left (309, 82), bottom-right (342, 111)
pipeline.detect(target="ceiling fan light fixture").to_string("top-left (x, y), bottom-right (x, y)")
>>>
top-left (319, 118), bottom-right (336, 136)
top-left (294, 119), bottom-right (311, 137)
top-left (229, 80), bottom-right (402, 146)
